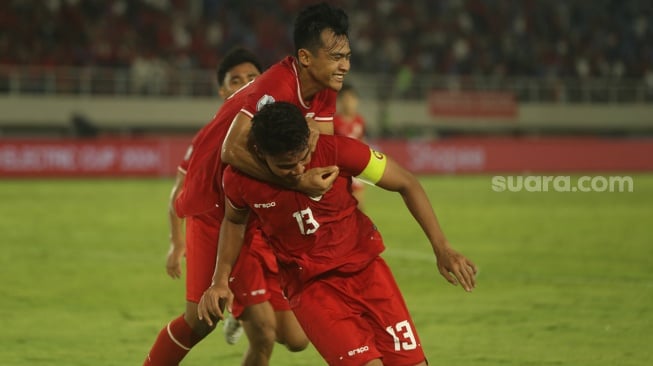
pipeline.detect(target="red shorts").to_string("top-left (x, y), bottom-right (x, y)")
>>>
top-left (229, 230), bottom-right (291, 318)
top-left (290, 257), bottom-right (425, 366)
top-left (185, 214), bottom-right (220, 303)
top-left (185, 215), bottom-right (290, 316)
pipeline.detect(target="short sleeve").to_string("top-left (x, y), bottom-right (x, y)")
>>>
top-left (222, 166), bottom-right (247, 210)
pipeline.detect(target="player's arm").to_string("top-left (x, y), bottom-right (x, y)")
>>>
top-left (308, 116), bottom-right (334, 135)
top-left (306, 116), bottom-right (333, 153)
top-left (197, 200), bottom-right (249, 326)
top-left (360, 152), bottom-right (478, 292)
top-left (222, 112), bottom-right (337, 196)
top-left (166, 170), bottom-right (186, 279)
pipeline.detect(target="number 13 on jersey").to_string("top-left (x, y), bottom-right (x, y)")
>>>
top-left (292, 207), bottom-right (320, 235)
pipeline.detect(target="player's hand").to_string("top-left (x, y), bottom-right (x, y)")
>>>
top-left (435, 246), bottom-right (477, 292)
top-left (166, 242), bottom-right (185, 279)
top-left (197, 284), bottom-right (231, 327)
top-left (297, 165), bottom-right (339, 197)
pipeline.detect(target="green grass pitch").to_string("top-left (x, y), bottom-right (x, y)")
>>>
top-left (1, 175), bottom-right (651, 365)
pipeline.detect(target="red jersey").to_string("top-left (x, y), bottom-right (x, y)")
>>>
top-left (333, 113), bottom-right (365, 140)
top-left (175, 56), bottom-right (337, 219)
top-left (223, 135), bottom-right (385, 298)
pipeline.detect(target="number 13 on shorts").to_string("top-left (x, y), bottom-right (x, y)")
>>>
top-left (385, 320), bottom-right (417, 351)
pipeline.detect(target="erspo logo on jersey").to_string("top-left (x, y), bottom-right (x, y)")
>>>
top-left (256, 94), bottom-right (276, 111)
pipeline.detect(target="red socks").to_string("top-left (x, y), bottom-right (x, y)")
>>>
top-left (143, 315), bottom-right (203, 366)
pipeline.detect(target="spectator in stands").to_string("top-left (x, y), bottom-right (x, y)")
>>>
top-left (2, 0), bottom-right (652, 79)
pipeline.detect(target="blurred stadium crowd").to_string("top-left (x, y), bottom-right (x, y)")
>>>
top-left (2, 0), bottom-right (652, 79)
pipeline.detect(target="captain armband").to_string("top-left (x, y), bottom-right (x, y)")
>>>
top-left (356, 149), bottom-right (387, 185)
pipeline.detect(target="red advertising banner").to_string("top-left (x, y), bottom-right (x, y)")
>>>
top-left (0, 137), bottom-right (190, 177)
top-left (372, 137), bottom-right (653, 174)
top-left (428, 91), bottom-right (518, 118)
top-left (1, 137), bottom-right (652, 177)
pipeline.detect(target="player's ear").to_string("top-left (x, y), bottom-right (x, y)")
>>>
top-left (297, 48), bottom-right (311, 67)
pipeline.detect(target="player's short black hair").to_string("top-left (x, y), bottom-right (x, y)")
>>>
top-left (293, 2), bottom-right (349, 54)
top-left (216, 47), bottom-right (262, 86)
top-left (251, 102), bottom-right (309, 156)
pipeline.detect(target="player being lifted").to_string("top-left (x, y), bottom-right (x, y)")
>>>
top-left (198, 101), bottom-right (478, 366)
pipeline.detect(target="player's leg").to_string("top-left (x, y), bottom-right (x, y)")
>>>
top-left (274, 310), bottom-right (309, 352)
top-left (143, 215), bottom-right (220, 365)
top-left (239, 301), bottom-right (278, 366)
top-left (229, 241), bottom-right (280, 366)
top-left (290, 277), bottom-right (383, 365)
top-left (362, 257), bottom-right (427, 366)
top-left (265, 269), bottom-right (308, 352)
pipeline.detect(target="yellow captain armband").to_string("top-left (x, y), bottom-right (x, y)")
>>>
top-left (357, 148), bottom-right (387, 185)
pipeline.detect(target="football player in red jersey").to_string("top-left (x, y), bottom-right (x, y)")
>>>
top-left (199, 102), bottom-right (478, 366)
top-left (147, 47), bottom-right (296, 366)
top-left (144, 3), bottom-right (352, 366)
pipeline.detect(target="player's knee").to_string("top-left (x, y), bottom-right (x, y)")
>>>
top-left (275, 325), bottom-right (309, 352)
top-left (282, 336), bottom-right (309, 353)
top-left (246, 321), bottom-right (276, 349)
top-left (183, 312), bottom-right (215, 338)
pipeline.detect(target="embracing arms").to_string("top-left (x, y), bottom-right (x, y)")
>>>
top-left (221, 112), bottom-right (337, 196)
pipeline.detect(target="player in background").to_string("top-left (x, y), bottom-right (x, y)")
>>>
top-left (146, 48), bottom-right (306, 366)
top-left (198, 102), bottom-right (477, 366)
top-left (166, 47), bottom-right (261, 286)
top-left (166, 47), bottom-right (260, 349)
top-left (333, 83), bottom-right (366, 209)
top-left (146, 3), bottom-right (352, 365)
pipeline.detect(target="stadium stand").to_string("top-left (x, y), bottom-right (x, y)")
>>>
top-left (1, 0), bottom-right (652, 137)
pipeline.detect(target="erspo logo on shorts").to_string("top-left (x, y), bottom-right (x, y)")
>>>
top-left (347, 345), bottom-right (369, 357)
top-left (253, 201), bottom-right (276, 208)
top-left (250, 289), bottom-right (266, 296)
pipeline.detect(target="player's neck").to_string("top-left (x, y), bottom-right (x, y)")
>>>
top-left (296, 64), bottom-right (323, 102)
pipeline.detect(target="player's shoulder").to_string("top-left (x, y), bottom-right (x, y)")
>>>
top-left (314, 87), bottom-right (337, 105)
top-left (242, 58), bottom-right (296, 111)
top-left (313, 134), bottom-right (340, 157)
top-left (224, 165), bottom-right (243, 180)
top-left (256, 57), bottom-right (296, 86)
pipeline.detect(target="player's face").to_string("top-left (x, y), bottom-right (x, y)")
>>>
top-left (305, 29), bottom-right (351, 92)
top-left (263, 147), bottom-right (312, 184)
top-left (219, 62), bottom-right (261, 98)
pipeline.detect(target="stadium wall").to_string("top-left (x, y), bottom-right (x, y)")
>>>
top-left (1, 96), bottom-right (653, 134)
top-left (1, 96), bottom-right (652, 177)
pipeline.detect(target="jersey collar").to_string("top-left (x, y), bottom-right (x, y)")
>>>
top-left (291, 58), bottom-right (311, 110)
